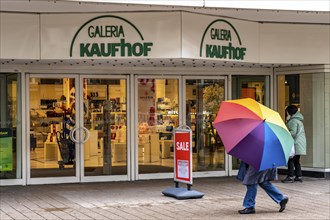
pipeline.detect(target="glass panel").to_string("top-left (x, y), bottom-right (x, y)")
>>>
top-left (83, 79), bottom-right (127, 176)
top-left (231, 75), bottom-right (270, 169)
top-left (277, 73), bottom-right (327, 168)
top-left (186, 79), bottom-right (225, 171)
top-left (138, 79), bottom-right (178, 174)
top-left (30, 78), bottom-right (76, 177)
top-left (0, 73), bottom-right (22, 179)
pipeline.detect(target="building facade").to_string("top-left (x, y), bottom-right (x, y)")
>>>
top-left (0, 2), bottom-right (329, 185)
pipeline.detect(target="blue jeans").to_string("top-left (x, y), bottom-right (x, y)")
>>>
top-left (243, 181), bottom-right (285, 208)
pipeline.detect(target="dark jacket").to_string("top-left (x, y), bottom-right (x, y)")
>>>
top-left (237, 162), bottom-right (277, 185)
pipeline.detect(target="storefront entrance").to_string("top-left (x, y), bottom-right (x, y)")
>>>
top-left (28, 74), bottom-right (128, 184)
top-left (26, 74), bottom-right (227, 184)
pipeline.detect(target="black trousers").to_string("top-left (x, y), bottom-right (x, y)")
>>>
top-left (288, 155), bottom-right (302, 177)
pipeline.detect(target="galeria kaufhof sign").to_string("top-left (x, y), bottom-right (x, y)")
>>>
top-left (200, 19), bottom-right (247, 60)
top-left (69, 15), bottom-right (246, 60)
top-left (70, 15), bottom-right (153, 58)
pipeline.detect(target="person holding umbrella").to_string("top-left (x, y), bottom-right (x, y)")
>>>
top-left (237, 161), bottom-right (288, 214)
top-left (213, 98), bottom-right (295, 214)
top-left (281, 105), bottom-right (307, 183)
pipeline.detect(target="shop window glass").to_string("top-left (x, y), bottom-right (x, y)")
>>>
top-left (0, 73), bottom-right (22, 180)
top-left (231, 75), bottom-right (270, 169)
top-left (185, 79), bottom-right (226, 171)
top-left (30, 78), bottom-right (76, 178)
top-left (83, 78), bottom-right (127, 176)
top-left (137, 79), bottom-right (179, 174)
top-left (277, 73), bottom-right (328, 168)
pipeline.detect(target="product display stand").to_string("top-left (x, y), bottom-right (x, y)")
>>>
top-left (162, 181), bottom-right (204, 200)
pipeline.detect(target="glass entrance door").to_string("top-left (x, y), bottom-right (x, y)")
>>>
top-left (136, 76), bottom-right (227, 179)
top-left (29, 76), bottom-right (79, 182)
top-left (28, 75), bottom-right (128, 184)
top-left (81, 76), bottom-right (128, 181)
top-left (183, 77), bottom-right (226, 174)
top-left (137, 77), bottom-right (179, 177)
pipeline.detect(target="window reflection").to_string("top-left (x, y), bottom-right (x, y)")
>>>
top-left (186, 79), bottom-right (225, 171)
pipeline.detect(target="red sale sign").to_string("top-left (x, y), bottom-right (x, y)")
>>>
top-left (174, 129), bottom-right (192, 184)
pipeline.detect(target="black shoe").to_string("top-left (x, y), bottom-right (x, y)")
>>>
top-left (238, 207), bottom-right (256, 214)
top-left (294, 177), bottom-right (303, 182)
top-left (279, 197), bottom-right (288, 212)
top-left (281, 176), bottom-right (294, 183)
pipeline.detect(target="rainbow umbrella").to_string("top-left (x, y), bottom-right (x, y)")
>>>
top-left (213, 98), bottom-right (293, 171)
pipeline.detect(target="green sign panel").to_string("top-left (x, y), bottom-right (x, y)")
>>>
top-left (0, 128), bottom-right (13, 171)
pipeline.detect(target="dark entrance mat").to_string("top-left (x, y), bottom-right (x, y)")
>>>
top-left (30, 165), bottom-right (173, 178)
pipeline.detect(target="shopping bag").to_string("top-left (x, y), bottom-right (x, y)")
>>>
top-left (289, 144), bottom-right (295, 159)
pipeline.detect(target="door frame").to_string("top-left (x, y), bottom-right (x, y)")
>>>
top-left (135, 75), bottom-right (230, 180)
top-left (79, 74), bottom-right (130, 183)
top-left (182, 75), bottom-right (229, 178)
top-left (0, 73), bottom-right (25, 186)
top-left (26, 74), bottom-right (131, 185)
top-left (27, 74), bottom-right (80, 185)
top-left (135, 75), bottom-right (182, 181)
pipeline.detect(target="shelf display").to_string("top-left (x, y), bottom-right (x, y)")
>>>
top-left (137, 78), bottom-right (179, 167)
top-left (30, 110), bottom-right (64, 148)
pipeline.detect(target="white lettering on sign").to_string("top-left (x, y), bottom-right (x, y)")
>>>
top-left (176, 142), bottom-right (190, 151)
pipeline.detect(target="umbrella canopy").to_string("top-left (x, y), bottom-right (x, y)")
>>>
top-left (213, 98), bottom-right (293, 171)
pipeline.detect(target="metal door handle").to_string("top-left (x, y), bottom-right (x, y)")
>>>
top-left (81, 127), bottom-right (90, 143)
top-left (69, 127), bottom-right (90, 144)
top-left (69, 127), bottom-right (79, 143)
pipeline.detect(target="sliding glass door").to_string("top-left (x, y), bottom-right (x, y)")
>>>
top-left (28, 74), bottom-right (129, 184)
top-left (184, 77), bottom-right (226, 173)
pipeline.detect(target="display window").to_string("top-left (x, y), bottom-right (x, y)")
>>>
top-left (185, 78), bottom-right (226, 171)
top-left (277, 73), bottom-right (327, 168)
top-left (29, 78), bottom-right (77, 178)
top-left (137, 78), bottom-right (179, 173)
top-left (231, 75), bottom-right (270, 170)
top-left (0, 73), bottom-right (22, 180)
top-left (83, 78), bottom-right (127, 176)
top-left (137, 77), bottom-right (226, 175)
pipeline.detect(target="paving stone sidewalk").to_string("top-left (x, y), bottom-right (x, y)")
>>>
top-left (1, 176), bottom-right (329, 220)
